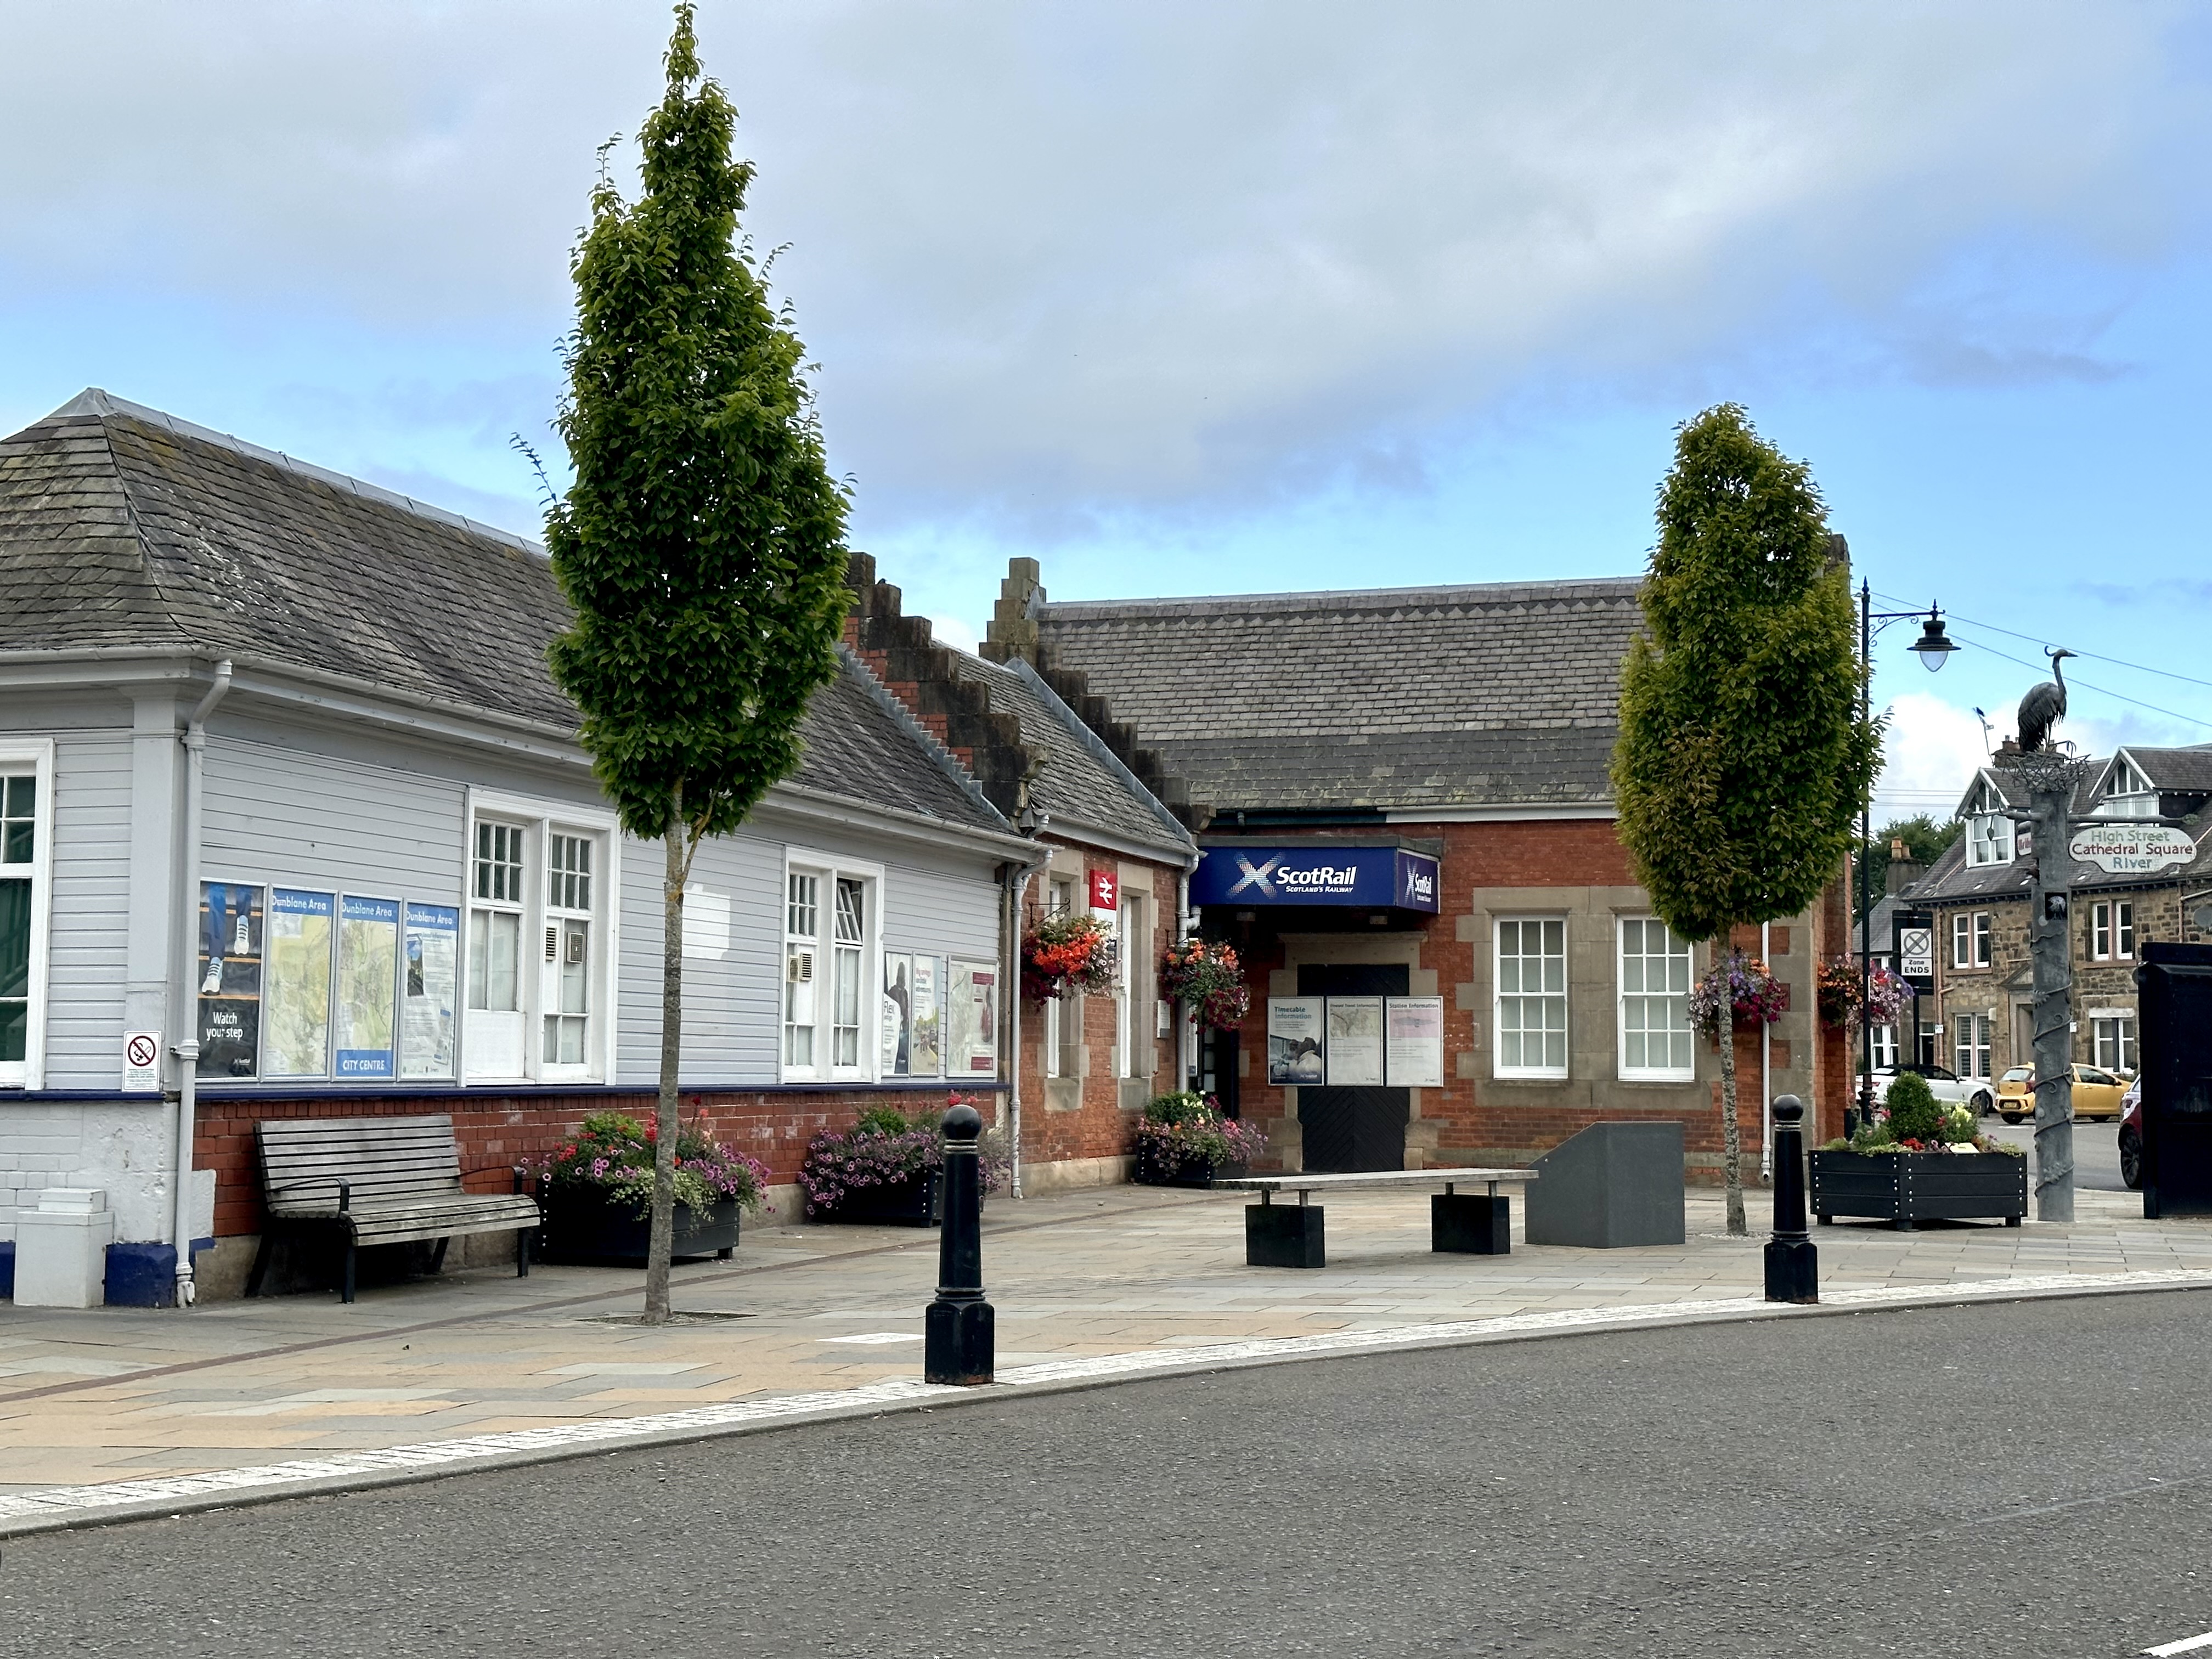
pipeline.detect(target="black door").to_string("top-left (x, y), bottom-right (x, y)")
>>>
top-left (1295, 964), bottom-right (1410, 1173)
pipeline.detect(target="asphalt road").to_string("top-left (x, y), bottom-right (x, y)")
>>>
top-left (1988, 1116), bottom-right (2128, 1191)
top-left (8, 1291), bottom-right (2212, 1658)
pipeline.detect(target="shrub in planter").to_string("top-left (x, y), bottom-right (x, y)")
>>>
top-left (1132, 1092), bottom-right (1269, 1187)
top-left (534, 1111), bottom-right (769, 1260)
top-left (1882, 1071), bottom-right (1945, 1144)
top-left (800, 1098), bottom-right (1009, 1222)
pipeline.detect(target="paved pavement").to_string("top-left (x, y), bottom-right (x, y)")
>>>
top-left (9, 1289), bottom-right (2212, 1657)
top-left (1988, 1116), bottom-right (2127, 1190)
top-left (0, 1173), bottom-right (2200, 1514)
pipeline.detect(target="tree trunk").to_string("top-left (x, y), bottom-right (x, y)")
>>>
top-left (1719, 984), bottom-right (1746, 1235)
top-left (644, 806), bottom-right (685, 1324)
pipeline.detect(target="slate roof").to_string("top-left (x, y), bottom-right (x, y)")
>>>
top-left (1029, 578), bottom-right (1644, 814)
top-left (0, 391), bottom-right (1008, 837)
top-left (2119, 745), bottom-right (2212, 794)
top-left (954, 653), bottom-right (1192, 856)
top-left (1912, 796), bottom-right (2212, 907)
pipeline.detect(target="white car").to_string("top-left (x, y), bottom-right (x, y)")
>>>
top-left (1870, 1063), bottom-right (1996, 1117)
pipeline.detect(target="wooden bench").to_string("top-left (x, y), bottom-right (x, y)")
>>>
top-left (247, 1115), bottom-right (541, 1302)
top-left (1212, 1167), bottom-right (1538, 1269)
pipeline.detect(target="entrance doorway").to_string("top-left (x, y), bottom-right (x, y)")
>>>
top-left (1295, 963), bottom-right (1409, 1173)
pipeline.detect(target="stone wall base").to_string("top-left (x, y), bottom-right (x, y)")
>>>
top-left (1017, 1153), bottom-right (1135, 1195)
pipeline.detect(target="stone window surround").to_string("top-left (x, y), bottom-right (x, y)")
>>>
top-left (1031, 844), bottom-right (1164, 1113)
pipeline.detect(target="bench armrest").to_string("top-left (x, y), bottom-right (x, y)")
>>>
top-left (265, 1178), bottom-right (353, 1211)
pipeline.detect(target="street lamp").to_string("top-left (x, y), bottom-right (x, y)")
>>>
top-left (1855, 583), bottom-right (1956, 1136)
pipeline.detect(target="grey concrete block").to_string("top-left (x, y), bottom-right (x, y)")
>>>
top-left (1524, 1121), bottom-right (1686, 1248)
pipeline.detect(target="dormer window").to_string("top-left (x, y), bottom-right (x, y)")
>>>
top-left (1965, 778), bottom-right (2013, 867)
top-left (2101, 755), bottom-right (2158, 820)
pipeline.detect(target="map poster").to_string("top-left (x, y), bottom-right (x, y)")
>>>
top-left (195, 881), bottom-right (264, 1079)
top-left (399, 903), bottom-right (459, 1080)
top-left (882, 951), bottom-right (913, 1074)
top-left (335, 895), bottom-right (400, 1080)
top-left (1266, 997), bottom-right (1325, 1086)
top-left (909, 954), bottom-right (943, 1077)
top-left (263, 888), bottom-right (334, 1077)
top-left (1324, 996), bottom-right (1385, 1087)
top-left (1384, 996), bottom-right (1444, 1088)
top-left (949, 958), bottom-right (998, 1076)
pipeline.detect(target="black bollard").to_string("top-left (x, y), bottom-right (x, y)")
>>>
top-left (924, 1103), bottom-right (995, 1384)
top-left (1763, 1093), bottom-right (1818, 1304)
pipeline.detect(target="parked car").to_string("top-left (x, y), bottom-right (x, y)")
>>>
top-left (1871, 1062), bottom-right (1994, 1117)
top-left (2119, 1077), bottom-right (2143, 1190)
top-left (1993, 1063), bottom-right (2128, 1125)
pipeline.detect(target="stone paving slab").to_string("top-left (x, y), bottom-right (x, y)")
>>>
top-left (0, 1182), bottom-right (2205, 1511)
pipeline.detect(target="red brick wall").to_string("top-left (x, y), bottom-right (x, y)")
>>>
top-left (1208, 820), bottom-right (1848, 1182)
top-left (1014, 856), bottom-right (1181, 1171)
top-left (195, 1087), bottom-right (983, 1238)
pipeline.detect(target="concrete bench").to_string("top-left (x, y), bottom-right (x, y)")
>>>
top-left (247, 1114), bottom-right (541, 1302)
top-left (1212, 1167), bottom-right (1538, 1269)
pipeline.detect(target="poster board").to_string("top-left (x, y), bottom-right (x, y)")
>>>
top-left (335, 895), bottom-right (399, 1080)
top-left (263, 888), bottom-right (334, 1077)
top-left (400, 903), bottom-right (459, 1079)
top-left (1384, 996), bottom-right (1444, 1088)
top-left (1267, 997), bottom-right (1326, 1086)
top-left (1324, 996), bottom-right (1385, 1086)
top-left (909, 953), bottom-right (943, 1077)
top-left (195, 881), bottom-right (264, 1079)
top-left (947, 958), bottom-right (998, 1076)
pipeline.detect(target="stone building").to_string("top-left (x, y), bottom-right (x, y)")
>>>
top-left (1916, 744), bottom-right (2212, 1082)
top-left (979, 557), bottom-right (1855, 1173)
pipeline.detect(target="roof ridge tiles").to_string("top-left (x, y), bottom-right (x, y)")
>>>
top-left (1035, 575), bottom-right (1640, 619)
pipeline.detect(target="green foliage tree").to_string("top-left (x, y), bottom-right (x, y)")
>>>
top-left (1859, 813), bottom-right (1963, 896)
top-left (545, 4), bottom-right (850, 1322)
top-left (1612, 405), bottom-right (1882, 1235)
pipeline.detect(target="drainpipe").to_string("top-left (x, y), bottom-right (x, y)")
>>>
top-left (1177, 867), bottom-right (1194, 1088)
top-left (171, 659), bottom-right (233, 1307)
top-left (1759, 921), bottom-right (1773, 1180)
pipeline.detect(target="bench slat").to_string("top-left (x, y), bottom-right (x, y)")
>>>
top-left (1214, 1167), bottom-right (1537, 1194)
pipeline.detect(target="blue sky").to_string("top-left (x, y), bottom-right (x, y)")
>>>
top-left (3, 1), bottom-right (2208, 822)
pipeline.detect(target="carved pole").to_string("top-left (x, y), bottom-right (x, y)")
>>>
top-left (2021, 759), bottom-right (2081, 1222)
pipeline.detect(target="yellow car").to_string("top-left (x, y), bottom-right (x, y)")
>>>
top-left (1995, 1063), bottom-right (2128, 1124)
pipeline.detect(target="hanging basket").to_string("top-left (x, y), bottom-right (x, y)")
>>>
top-left (1159, 938), bottom-right (1251, 1030)
top-left (1688, 952), bottom-right (1788, 1039)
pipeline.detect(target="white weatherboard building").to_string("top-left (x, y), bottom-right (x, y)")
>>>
top-left (0, 391), bottom-right (1040, 1302)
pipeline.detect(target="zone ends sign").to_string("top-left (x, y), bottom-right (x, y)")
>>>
top-left (2067, 823), bottom-right (2198, 876)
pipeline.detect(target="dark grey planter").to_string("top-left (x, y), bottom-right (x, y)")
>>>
top-left (812, 1167), bottom-right (944, 1227)
top-left (1524, 1121), bottom-right (1686, 1248)
top-left (1134, 1147), bottom-right (1247, 1188)
top-left (536, 1187), bottom-right (740, 1262)
top-left (1810, 1149), bottom-right (2027, 1229)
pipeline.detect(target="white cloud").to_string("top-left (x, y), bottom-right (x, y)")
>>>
top-left (1, 1), bottom-right (2205, 535)
top-left (1875, 692), bottom-right (1990, 826)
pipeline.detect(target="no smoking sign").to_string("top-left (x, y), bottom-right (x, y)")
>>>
top-left (123, 1030), bottom-right (162, 1092)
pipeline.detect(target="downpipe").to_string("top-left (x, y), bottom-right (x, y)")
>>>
top-left (1760, 921), bottom-right (1773, 1181)
top-left (172, 658), bottom-right (233, 1307)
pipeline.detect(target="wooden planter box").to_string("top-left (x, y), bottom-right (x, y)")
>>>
top-left (1133, 1148), bottom-right (1248, 1189)
top-left (811, 1167), bottom-right (944, 1227)
top-left (1810, 1150), bottom-right (2027, 1230)
top-left (535, 1188), bottom-right (741, 1263)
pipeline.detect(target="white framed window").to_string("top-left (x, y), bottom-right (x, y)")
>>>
top-left (782, 849), bottom-right (881, 1082)
top-left (2101, 756), bottom-right (2158, 819)
top-left (0, 740), bottom-right (55, 1090)
top-left (463, 792), bottom-right (617, 1084)
top-left (1495, 916), bottom-right (1567, 1079)
top-left (1870, 1024), bottom-right (1898, 1070)
top-left (2092, 1015), bottom-right (2136, 1073)
top-left (1952, 911), bottom-right (1992, 969)
top-left (1041, 877), bottom-right (1075, 1080)
top-left (1965, 779), bottom-right (2014, 866)
top-left (1955, 1012), bottom-right (1993, 1080)
top-left (1117, 890), bottom-right (1148, 1079)
top-left (1617, 916), bottom-right (1693, 1081)
top-left (2090, 900), bottom-right (2135, 962)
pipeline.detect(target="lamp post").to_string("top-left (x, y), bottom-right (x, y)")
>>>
top-left (1856, 582), bottom-right (1957, 1137)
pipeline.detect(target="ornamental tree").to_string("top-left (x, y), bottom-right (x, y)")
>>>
top-left (545, 5), bottom-right (851, 1322)
top-left (1610, 404), bottom-right (1880, 1235)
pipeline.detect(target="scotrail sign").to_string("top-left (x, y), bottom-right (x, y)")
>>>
top-left (2067, 823), bottom-right (2199, 876)
top-left (1190, 845), bottom-right (1441, 913)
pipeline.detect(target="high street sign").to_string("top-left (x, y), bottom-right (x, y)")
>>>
top-left (2067, 822), bottom-right (2199, 876)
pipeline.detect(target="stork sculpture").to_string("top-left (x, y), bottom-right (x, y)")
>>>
top-left (2016, 647), bottom-right (2075, 754)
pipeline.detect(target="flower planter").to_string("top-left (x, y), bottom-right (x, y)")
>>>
top-left (1809, 1150), bottom-right (2026, 1230)
top-left (811, 1168), bottom-right (945, 1227)
top-left (537, 1188), bottom-right (741, 1263)
top-left (1133, 1148), bottom-right (1248, 1189)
